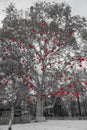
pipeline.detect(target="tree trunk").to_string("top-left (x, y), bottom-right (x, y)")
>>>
top-left (83, 101), bottom-right (87, 116)
top-left (36, 96), bottom-right (45, 121)
top-left (8, 105), bottom-right (14, 130)
top-left (77, 97), bottom-right (82, 117)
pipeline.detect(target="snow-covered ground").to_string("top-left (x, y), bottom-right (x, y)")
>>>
top-left (0, 120), bottom-right (87, 130)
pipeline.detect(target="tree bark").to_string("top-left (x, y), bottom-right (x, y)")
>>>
top-left (83, 101), bottom-right (87, 116)
top-left (36, 96), bottom-right (45, 121)
top-left (77, 97), bottom-right (82, 117)
top-left (8, 105), bottom-right (14, 130)
top-left (36, 96), bottom-right (43, 117)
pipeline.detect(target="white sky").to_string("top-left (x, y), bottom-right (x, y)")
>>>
top-left (0, 0), bottom-right (87, 27)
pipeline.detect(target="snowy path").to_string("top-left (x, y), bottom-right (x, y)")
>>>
top-left (0, 120), bottom-right (87, 130)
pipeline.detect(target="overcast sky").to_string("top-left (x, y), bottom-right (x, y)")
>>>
top-left (0, 0), bottom-right (87, 27)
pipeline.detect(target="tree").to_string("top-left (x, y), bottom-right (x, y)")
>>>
top-left (1, 1), bottom-right (87, 123)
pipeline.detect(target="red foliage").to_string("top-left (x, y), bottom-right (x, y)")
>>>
top-left (40, 93), bottom-right (44, 97)
top-left (74, 83), bottom-right (78, 87)
top-left (79, 64), bottom-right (82, 67)
top-left (20, 40), bottom-right (25, 44)
top-left (68, 77), bottom-right (72, 80)
top-left (2, 49), bottom-right (7, 53)
top-left (39, 57), bottom-right (42, 61)
top-left (58, 61), bottom-right (60, 64)
top-left (32, 28), bottom-right (35, 32)
top-left (41, 21), bottom-right (46, 27)
top-left (0, 82), bottom-right (2, 86)
top-left (54, 32), bottom-right (58, 36)
top-left (52, 38), bottom-right (56, 43)
top-left (2, 57), bottom-right (7, 61)
top-left (29, 45), bottom-right (33, 49)
top-left (68, 84), bottom-right (73, 88)
top-left (24, 75), bottom-right (29, 78)
top-left (29, 84), bottom-right (34, 89)
top-left (55, 91), bottom-right (60, 95)
top-left (5, 80), bottom-right (9, 85)
top-left (65, 41), bottom-right (68, 44)
top-left (49, 93), bottom-right (54, 97)
top-left (69, 32), bottom-right (73, 37)
top-left (29, 77), bottom-right (32, 80)
top-left (41, 66), bottom-right (45, 71)
top-left (40, 32), bottom-right (43, 36)
top-left (70, 66), bottom-right (73, 69)
top-left (84, 82), bottom-right (87, 85)
top-left (75, 93), bottom-right (79, 98)
top-left (44, 38), bottom-right (48, 43)
top-left (12, 38), bottom-right (16, 42)
top-left (57, 43), bottom-right (61, 47)
top-left (61, 91), bottom-right (65, 96)
top-left (78, 57), bottom-right (84, 62)
top-left (44, 53), bottom-right (47, 57)
top-left (46, 30), bottom-right (49, 35)
top-left (66, 91), bottom-right (70, 95)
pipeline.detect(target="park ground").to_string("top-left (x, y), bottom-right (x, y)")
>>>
top-left (0, 120), bottom-right (87, 130)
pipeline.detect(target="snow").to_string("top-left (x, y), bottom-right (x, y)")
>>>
top-left (0, 120), bottom-right (87, 130)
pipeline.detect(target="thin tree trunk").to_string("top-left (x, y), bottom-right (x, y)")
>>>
top-left (77, 97), bottom-right (82, 117)
top-left (8, 105), bottom-right (14, 130)
top-left (83, 101), bottom-right (87, 116)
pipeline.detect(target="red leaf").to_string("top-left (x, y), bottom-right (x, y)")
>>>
top-left (65, 41), bottom-right (68, 44)
top-left (2, 57), bottom-right (7, 61)
top-left (69, 32), bottom-right (73, 37)
top-left (70, 66), bottom-right (73, 69)
top-left (61, 91), bottom-right (65, 96)
top-left (84, 82), bottom-right (87, 85)
top-left (36, 52), bottom-right (39, 55)
top-left (68, 84), bottom-right (73, 88)
top-left (41, 66), bottom-right (45, 71)
top-left (44, 53), bottom-right (47, 57)
top-left (57, 43), bottom-right (61, 47)
top-left (60, 88), bottom-right (64, 90)
top-left (46, 48), bottom-right (48, 51)
top-left (24, 75), bottom-right (29, 78)
top-left (39, 57), bottom-right (42, 61)
top-left (29, 84), bottom-right (34, 89)
top-left (54, 32), bottom-right (58, 36)
top-left (79, 64), bottom-right (82, 67)
top-left (29, 77), bottom-right (32, 80)
top-left (40, 32), bottom-right (43, 36)
top-left (70, 97), bottom-right (73, 101)
top-left (21, 40), bottom-right (25, 44)
top-left (41, 21), bottom-right (46, 27)
top-left (12, 38), bottom-right (16, 42)
top-left (40, 93), bottom-right (44, 97)
top-left (66, 91), bottom-right (70, 95)
top-left (74, 83), bottom-right (78, 87)
top-left (52, 38), bottom-right (56, 43)
top-left (68, 77), bottom-right (72, 80)
top-left (29, 45), bottom-right (33, 49)
top-left (5, 80), bottom-right (9, 85)
top-left (58, 62), bottom-right (60, 64)
top-left (0, 82), bottom-right (2, 86)
top-left (46, 30), bottom-right (49, 35)
top-left (78, 57), bottom-right (84, 62)
top-left (3, 49), bottom-right (7, 53)
top-left (32, 28), bottom-right (35, 32)
top-left (49, 93), bottom-right (54, 97)
top-left (44, 38), bottom-right (48, 43)
top-left (75, 93), bottom-right (79, 98)
top-left (55, 91), bottom-right (60, 95)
